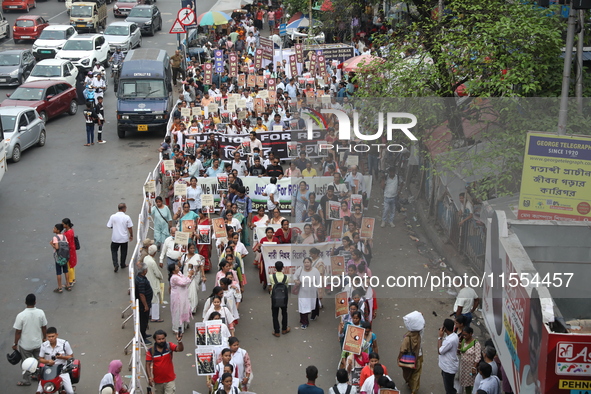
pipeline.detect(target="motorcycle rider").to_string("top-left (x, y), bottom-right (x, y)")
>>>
top-left (110, 48), bottom-right (125, 77)
top-left (92, 60), bottom-right (105, 77)
top-left (92, 73), bottom-right (107, 103)
top-left (36, 327), bottom-right (74, 394)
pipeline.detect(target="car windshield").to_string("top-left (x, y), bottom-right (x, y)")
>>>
top-left (0, 54), bottom-right (20, 66)
top-left (1, 115), bottom-right (17, 133)
top-left (119, 0), bottom-right (137, 3)
top-left (62, 40), bottom-right (93, 51)
top-left (38, 30), bottom-right (67, 40)
top-left (129, 8), bottom-right (152, 18)
top-left (9, 87), bottom-right (45, 101)
top-left (71, 5), bottom-right (93, 17)
top-left (104, 25), bottom-right (129, 36)
top-left (119, 79), bottom-right (165, 99)
top-left (31, 65), bottom-right (61, 78)
top-left (15, 20), bottom-right (35, 27)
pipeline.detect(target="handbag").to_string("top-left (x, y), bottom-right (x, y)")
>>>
top-left (74, 235), bottom-right (80, 251)
top-left (398, 352), bottom-right (416, 369)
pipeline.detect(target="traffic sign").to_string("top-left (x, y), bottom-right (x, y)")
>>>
top-left (177, 8), bottom-right (196, 26)
top-left (169, 19), bottom-right (186, 34)
top-left (279, 23), bottom-right (287, 36)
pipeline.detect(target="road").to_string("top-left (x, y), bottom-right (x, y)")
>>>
top-left (0, 2), bottom-right (470, 393)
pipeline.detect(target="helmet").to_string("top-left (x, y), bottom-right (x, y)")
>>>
top-left (116, 47), bottom-right (122, 52)
top-left (21, 357), bottom-right (38, 374)
top-left (87, 71), bottom-right (93, 76)
top-left (6, 349), bottom-right (22, 365)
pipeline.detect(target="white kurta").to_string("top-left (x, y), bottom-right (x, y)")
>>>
top-left (181, 253), bottom-right (203, 312)
top-left (294, 267), bottom-right (321, 314)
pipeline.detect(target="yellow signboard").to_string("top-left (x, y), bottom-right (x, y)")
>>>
top-left (559, 379), bottom-right (591, 390)
top-left (518, 132), bottom-right (591, 221)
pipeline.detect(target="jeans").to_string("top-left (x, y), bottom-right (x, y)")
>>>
top-left (272, 306), bottom-right (288, 333)
top-left (86, 123), bottom-right (94, 144)
top-left (111, 242), bottom-right (128, 268)
top-left (441, 371), bottom-right (457, 394)
top-left (139, 304), bottom-right (150, 341)
top-left (462, 311), bottom-right (473, 327)
top-left (382, 196), bottom-right (397, 223)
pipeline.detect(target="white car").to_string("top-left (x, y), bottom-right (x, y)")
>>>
top-left (104, 21), bottom-right (142, 52)
top-left (32, 25), bottom-right (78, 60)
top-left (26, 59), bottom-right (79, 87)
top-left (55, 34), bottom-right (109, 70)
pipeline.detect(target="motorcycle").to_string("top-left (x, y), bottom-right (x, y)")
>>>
top-left (84, 85), bottom-right (97, 109)
top-left (111, 61), bottom-right (122, 92)
top-left (36, 358), bottom-right (81, 394)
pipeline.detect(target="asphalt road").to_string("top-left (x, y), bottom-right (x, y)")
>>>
top-left (0, 2), bottom-right (471, 393)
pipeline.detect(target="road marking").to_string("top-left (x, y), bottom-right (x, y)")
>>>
top-left (48, 9), bottom-right (68, 21)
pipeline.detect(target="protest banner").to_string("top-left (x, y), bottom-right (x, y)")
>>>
top-left (335, 291), bottom-right (348, 317)
top-left (214, 50), bottom-right (224, 73)
top-left (228, 52), bottom-right (238, 77)
top-left (203, 63), bottom-right (213, 85)
top-left (360, 218), bottom-right (375, 239)
top-left (342, 325), bottom-right (364, 354)
top-left (197, 225), bottom-right (211, 244)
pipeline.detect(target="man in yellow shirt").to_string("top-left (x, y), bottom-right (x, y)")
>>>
top-left (301, 161), bottom-right (317, 177)
top-left (268, 261), bottom-right (290, 336)
top-left (254, 117), bottom-right (268, 132)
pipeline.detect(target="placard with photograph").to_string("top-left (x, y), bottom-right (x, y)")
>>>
top-left (238, 74), bottom-right (246, 87)
top-left (346, 155), bottom-right (359, 167)
top-left (351, 194), bottom-right (363, 208)
top-left (144, 180), bottom-right (156, 200)
top-left (174, 183), bottom-right (187, 205)
top-left (212, 217), bottom-right (227, 239)
top-left (247, 74), bottom-right (256, 87)
top-left (287, 141), bottom-right (298, 158)
top-left (237, 98), bottom-right (247, 108)
top-left (163, 160), bottom-right (175, 177)
top-left (195, 347), bottom-right (215, 376)
top-left (201, 194), bottom-right (214, 213)
top-left (330, 219), bottom-right (344, 239)
top-left (182, 220), bottom-right (196, 233)
top-left (197, 225), bottom-right (211, 245)
top-left (328, 201), bottom-right (341, 220)
top-left (195, 322), bottom-right (207, 346)
top-left (335, 291), bottom-right (348, 318)
top-left (174, 231), bottom-right (190, 253)
top-left (217, 173), bottom-right (228, 190)
top-left (360, 218), bottom-right (375, 239)
top-left (342, 325), bottom-right (365, 354)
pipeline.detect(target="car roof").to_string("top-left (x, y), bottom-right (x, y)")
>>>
top-left (43, 25), bottom-right (74, 31)
top-left (0, 49), bottom-right (30, 55)
top-left (0, 106), bottom-right (36, 115)
top-left (35, 59), bottom-right (71, 66)
top-left (108, 21), bottom-right (135, 26)
top-left (18, 80), bottom-right (67, 88)
top-left (69, 33), bottom-right (102, 40)
top-left (15, 15), bottom-right (42, 20)
top-left (133, 4), bottom-right (155, 8)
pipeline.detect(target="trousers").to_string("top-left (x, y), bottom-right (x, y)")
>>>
top-left (271, 305), bottom-right (288, 333)
top-left (111, 242), bottom-right (128, 268)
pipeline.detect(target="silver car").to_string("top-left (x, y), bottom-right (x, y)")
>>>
top-left (0, 106), bottom-right (46, 162)
top-left (104, 21), bottom-right (142, 52)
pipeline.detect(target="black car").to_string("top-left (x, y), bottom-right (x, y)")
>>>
top-left (125, 5), bottom-right (162, 36)
top-left (0, 49), bottom-right (36, 86)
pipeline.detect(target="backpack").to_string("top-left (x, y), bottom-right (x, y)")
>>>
top-left (332, 384), bottom-right (353, 394)
top-left (271, 273), bottom-right (288, 308)
top-left (55, 234), bottom-right (70, 265)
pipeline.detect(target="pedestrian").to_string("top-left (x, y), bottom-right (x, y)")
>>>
top-left (268, 261), bottom-right (290, 337)
top-left (473, 346), bottom-right (499, 390)
top-left (151, 197), bottom-right (171, 250)
top-left (99, 360), bottom-right (127, 394)
top-left (170, 50), bottom-right (185, 85)
top-left (107, 203), bottom-right (134, 273)
top-left (453, 284), bottom-right (480, 327)
top-left (458, 326), bottom-right (481, 394)
top-left (328, 369), bottom-right (356, 394)
top-left (224, 337), bottom-right (252, 391)
top-left (293, 257), bottom-right (321, 329)
top-left (13, 294), bottom-right (47, 387)
top-left (146, 329), bottom-right (184, 394)
top-left (438, 318), bottom-right (459, 394)
top-left (298, 365), bottom-right (324, 394)
top-left (476, 362), bottom-right (501, 394)
top-left (398, 311), bottom-right (424, 394)
top-left (168, 263), bottom-right (195, 333)
top-left (50, 223), bottom-right (71, 292)
top-left (380, 167), bottom-right (399, 228)
top-left (359, 364), bottom-right (393, 394)
top-left (96, 95), bottom-right (106, 143)
top-left (83, 102), bottom-right (97, 146)
top-left (359, 353), bottom-right (388, 388)
top-left (135, 262), bottom-right (153, 344)
top-left (37, 327), bottom-right (75, 394)
top-left (145, 245), bottom-right (164, 323)
top-left (61, 218), bottom-right (77, 287)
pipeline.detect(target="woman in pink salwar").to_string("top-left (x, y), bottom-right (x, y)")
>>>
top-left (168, 264), bottom-right (195, 333)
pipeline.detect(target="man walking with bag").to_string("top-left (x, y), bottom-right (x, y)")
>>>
top-left (268, 261), bottom-right (290, 337)
top-left (12, 294), bottom-right (47, 387)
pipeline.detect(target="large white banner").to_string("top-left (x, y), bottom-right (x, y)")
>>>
top-left (261, 242), bottom-right (338, 285)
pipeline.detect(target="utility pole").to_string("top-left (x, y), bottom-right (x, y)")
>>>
top-left (309, 0), bottom-right (313, 37)
top-left (576, 8), bottom-right (584, 114)
top-left (557, 2), bottom-right (577, 135)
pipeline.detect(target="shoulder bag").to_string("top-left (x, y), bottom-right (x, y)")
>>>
top-left (398, 335), bottom-right (417, 369)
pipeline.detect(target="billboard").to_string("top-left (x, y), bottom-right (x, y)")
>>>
top-left (518, 132), bottom-right (591, 221)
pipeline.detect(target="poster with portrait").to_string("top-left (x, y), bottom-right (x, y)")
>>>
top-left (351, 194), bottom-right (362, 208)
top-left (335, 291), bottom-right (348, 318)
top-left (144, 180), bottom-right (156, 200)
top-left (197, 225), bottom-right (211, 245)
top-left (206, 321), bottom-right (223, 346)
top-left (195, 347), bottom-right (215, 376)
top-left (268, 90), bottom-right (276, 104)
top-left (163, 160), bottom-right (175, 177)
top-left (182, 220), bottom-right (196, 233)
top-left (360, 218), bottom-right (375, 239)
top-left (185, 140), bottom-right (196, 156)
top-left (328, 201), bottom-right (341, 220)
top-left (213, 217), bottom-right (227, 239)
top-left (330, 219), bottom-right (344, 239)
top-left (201, 194), bottom-right (215, 214)
top-left (331, 256), bottom-right (345, 278)
top-left (247, 74), bottom-right (256, 88)
top-left (237, 98), bottom-right (247, 108)
top-left (195, 322), bottom-right (207, 346)
top-left (287, 142), bottom-right (298, 158)
top-left (342, 325), bottom-right (365, 354)
top-left (242, 140), bottom-right (251, 154)
top-left (174, 231), bottom-right (190, 253)
top-left (207, 103), bottom-right (218, 114)
top-left (238, 74), bottom-right (246, 87)
top-left (217, 173), bottom-right (228, 190)
top-left (174, 183), bottom-right (187, 205)
top-left (256, 76), bottom-right (265, 88)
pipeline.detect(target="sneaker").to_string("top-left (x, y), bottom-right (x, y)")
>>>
top-left (381, 221), bottom-right (386, 228)
top-left (98, 140), bottom-right (106, 144)
top-left (144, 339), bottom-right (152, 345)
top-left (389, 222), bottom-right (396, 228)
top-left (311, 316), bottom-right (317, 321)
top-left (301, 324), bottom-right (308, 330)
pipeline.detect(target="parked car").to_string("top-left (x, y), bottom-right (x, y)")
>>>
top-left (0, 49), bottom-right (36, 86)
top-left (32, 25), bottom-right (78, 60)
top-left (104, 21), bottom-right (141, 52)
top-left (2, 0), bottom-right (36, 13)
top-left (126, 5), bottom-right (162, 36)
top-left (113, 0), bottom-right (139, 18)
top-left (26, 58), bottom-right (79, 87)
top-left (13, 15), bottom-right (49, 43)
top-left (0, 10), bottom-right (10, 40)
top-left (1, 80), bottom-right (78, 123)
top-left (0, 106), bottom-right (46, 163)
top-left (55, 34), bottom-right (109, 70)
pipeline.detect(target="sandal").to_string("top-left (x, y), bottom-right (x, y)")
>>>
top-left (65, 286), bottom-right (72, 291)
top-left (53, 288), bottom-right (63, 293)
top-left (83, 144), bottom-right (90, 146)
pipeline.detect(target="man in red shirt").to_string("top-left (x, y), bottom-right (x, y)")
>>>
top-left (146, 329), bottom-right (184, 394)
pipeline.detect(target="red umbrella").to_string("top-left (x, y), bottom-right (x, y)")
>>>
top-left (288, 12), bottom-right (304, 24)
top-left (320, 0), bottom-right (334, 11)
top-left (341, 54), bottom-right (383, 72)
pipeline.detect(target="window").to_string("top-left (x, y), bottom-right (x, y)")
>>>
top-left (15, 20), bottom-right (34, 27)
top-left (130, 24), bottom-right (137, 33)
top-left (55, 84), bottom-right (67, 94)
top-left (45, 85), bottom-right (57, 98)
top-left (66, 28), bottom-right (75, 39)
top-left (96, 36), bottom-right (105, 46)
top-left (18, 115), bottom-right (29, 130)
top-left (25, 110), bottom-right (36, 123)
